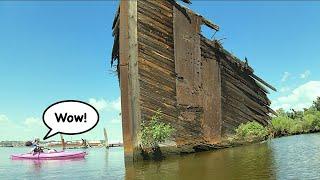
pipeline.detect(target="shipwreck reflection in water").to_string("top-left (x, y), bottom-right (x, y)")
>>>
top-left (125, 141), bottom-right (276, 180)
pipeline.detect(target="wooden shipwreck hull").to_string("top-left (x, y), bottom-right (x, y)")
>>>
top-left (111, 0), bottom-right (276, 160)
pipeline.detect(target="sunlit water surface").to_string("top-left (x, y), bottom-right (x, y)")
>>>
top-left (1, 134), bottom-right (320, 179)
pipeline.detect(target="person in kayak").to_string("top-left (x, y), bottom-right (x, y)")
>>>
top-left (29, 138), bottom-right (58, 154)
top-left (30, 138), bottom-right (43, 154)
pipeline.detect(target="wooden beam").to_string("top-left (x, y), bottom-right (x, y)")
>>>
top-left (250, 74), bottom-right (277, 92)
top-left (201, 18), bottom-right (220, 31)
top-left (119, 0), bottom-right (140, 162)
top-left (127, 0), bottom-right (141, 162)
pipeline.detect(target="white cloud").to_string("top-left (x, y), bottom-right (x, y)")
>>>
top-left (281, 72), bottom-right (291, 82)
top-left (109, 97), bottom-right (121, 112)
top-left (88, 97), bottom-right (121, 112)
top-left (300, 70), bottom-right (311, 79)
top-left (280, 86), bottom-right (291, 93)
top-left (88, 98), bottom-right (107, 111)
top-left (0, 114), bottom-right (9, 124)
top-left (271, 81), bottom-right (320, 111)
top-left (24, 117), bottom-right (42, 127)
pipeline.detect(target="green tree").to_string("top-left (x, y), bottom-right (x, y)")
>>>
top-left (286, 109), bottom-right (303, 120)
top-left (313, 97), bottom-right (320, 111)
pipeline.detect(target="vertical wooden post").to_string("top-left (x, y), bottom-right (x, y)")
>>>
top-left (104, 128), bottom-right (109, 148)
top-left (119, 0), bottom-right (140, 162)
top-left (60, 134), bottom-right (66, 150)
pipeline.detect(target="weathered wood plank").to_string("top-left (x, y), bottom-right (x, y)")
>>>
top-left (139, 50), bottom-right (174, 72)
top-left (139, 44), bottom-right (175, 66)
top-left (140, 91), bottom-right (177, 111)
top-left (222, 94), bottom-right (269, 126)
top-left (138, 6), bottom-right (172, 24)
top-left (139, 57), bottom-right (175, 78)
top-left (139, 85), bottom-right (175, 105)
top-left (143, 0), bottom-right (173, 14)
top-left (138, 25), bottom-right (174, 47)
top-left (139, 68), bottom-right (176, 89)
top-left (222, 68), bottom-right (270, 105)
top-left (174, 5), bottom-right (222, 144)
top-left (174, 6), bottom-right (202, 106)
top-left (223, 77), bottom-right (270, 112)
top-left (140, 106), bottom-right (178, 122)
top-left (138, 36), bottom-right (174, 59)
top-left (138, 33), bottom-right (174, 52)
top-left (141, 0), bottom-right (173, 17)
top-left (222, 83), bottom-right (270, 118)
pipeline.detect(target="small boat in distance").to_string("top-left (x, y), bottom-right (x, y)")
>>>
top-left (11, 151), bottom-right (87, 160)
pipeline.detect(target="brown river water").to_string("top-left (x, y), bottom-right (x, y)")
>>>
top-left (127, 133), bottom-right (320, 180)
top-left (1, 133), bottom-right (320, 179)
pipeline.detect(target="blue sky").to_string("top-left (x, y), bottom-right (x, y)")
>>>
top-left (0, 1), bottom-right (319, 142)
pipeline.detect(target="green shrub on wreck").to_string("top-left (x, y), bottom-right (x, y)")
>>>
top-left (140, 109), bottom-right (175, 150)
top-left (235, 121), bottom-right (268, 141)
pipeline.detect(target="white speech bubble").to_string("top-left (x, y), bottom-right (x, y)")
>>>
top-left (43, 100), bottom-right (99, 140)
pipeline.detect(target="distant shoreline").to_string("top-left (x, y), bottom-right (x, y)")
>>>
top-left (0, 140), bottom-right (123, 148)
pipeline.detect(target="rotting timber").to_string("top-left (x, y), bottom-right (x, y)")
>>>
top-left (111, 0), bottom-right (276, 161)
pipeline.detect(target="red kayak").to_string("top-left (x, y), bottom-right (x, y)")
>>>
top-left (11, 151), bottom-right (87, 160)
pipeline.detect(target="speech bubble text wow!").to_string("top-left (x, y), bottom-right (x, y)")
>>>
top-left (43, 100), bottom-right (99, 140)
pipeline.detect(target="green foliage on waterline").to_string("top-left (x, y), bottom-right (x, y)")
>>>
top-left (270, 101), bottom-right (320, 136)
top-left (235, 121), bottom-right (268, 141)
top-left (270, 115), bottom-right (297, 134)
top-left (234, 97), bottom-right (320, 141)
top-left (140, 109), bottom-right (175, 149)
